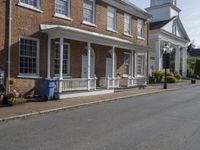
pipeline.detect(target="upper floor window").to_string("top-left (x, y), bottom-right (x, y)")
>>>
top-left (124, 13), bottom-right (132, 35)
top-left (19, 37), bottom-right (39, 76)
top-left (83, 0), bottom-right (96, 24)
top-left (107, 6), bottom-right (116, 31)
top-left (137, 19), bottom-right (144, 38)
top-left (20, 0), bottom-right (40, 9)
top-left (55, 0), bottom-right (70, 18)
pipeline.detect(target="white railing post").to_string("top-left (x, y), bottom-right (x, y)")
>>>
top-left (117, 75), bottom-right (120, 88)
top-left (107, 76), bottom-right (110, 89)
top-left (94, 75), bottom-right (97, 90)
top-left (58, 37), bottom-right (64, 93)
top-left (87, 42), bottom-right (91, 91)
top-left (112, 46), bottom-right (115, 89)
top-left (47, 36), bottom-right (51, 78)
top-left (131, 50), bottom-right (134, 86)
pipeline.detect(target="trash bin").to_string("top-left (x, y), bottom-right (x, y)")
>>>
top-left (39, 78), bottom-right (55, 100)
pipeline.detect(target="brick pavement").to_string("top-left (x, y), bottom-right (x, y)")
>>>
top-left (0, 80), bottom-right (199, 120)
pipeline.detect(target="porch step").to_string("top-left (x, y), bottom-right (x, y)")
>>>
top-left (57, 89), bottom-right (114, 99)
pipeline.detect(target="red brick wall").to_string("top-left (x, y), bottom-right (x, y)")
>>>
top-left (1, 0), bottom-right (148, 94)
top-left (0, 0), bottom-right (6, 71)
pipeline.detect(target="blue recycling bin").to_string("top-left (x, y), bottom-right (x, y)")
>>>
top-left (39, 78), bottom-right (55, 100)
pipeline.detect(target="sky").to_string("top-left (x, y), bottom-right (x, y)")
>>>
top-left (129, 0), bottom-right (200, 47)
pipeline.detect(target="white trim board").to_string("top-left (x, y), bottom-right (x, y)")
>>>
top-left (58, 89), bottom-right (114, 99)
top-left (40, 24), bottom-right (148, 52)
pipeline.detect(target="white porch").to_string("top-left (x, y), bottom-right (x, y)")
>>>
top-left (41, 24), bottom-right (148, 99)
top-left (150, 30), bottom-right (189, 78)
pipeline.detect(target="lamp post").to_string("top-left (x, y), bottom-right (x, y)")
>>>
top-left (163, 44), bottom-right (171, 89)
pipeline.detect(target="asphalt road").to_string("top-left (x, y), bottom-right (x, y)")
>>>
top-left (1, 86), bottom-right (200, 150)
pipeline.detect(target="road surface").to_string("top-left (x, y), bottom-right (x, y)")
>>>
top-left (1, 86), bottom-right (200, 150)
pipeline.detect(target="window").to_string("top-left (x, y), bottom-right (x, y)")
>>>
top-left (124, 14), bottom-right (131, 35)
top-left (83, 0), bottom-right (95, 24)
top-left (137, 55), bottom-right (144, 76)
top-left (124, 53), bottom-right (131, 75)
top-left (19, 37), bottom-right (39, 75)
top-left (20, 0), bottom-right (40, 9)
top-left (55, 0), bottom-right (70, 17)
top-left (55, 43), bottom-right (70, 75)
top-left (137, 19), bottom-right (144, 38)
top-left (107, 6), bottom-right (116, 31)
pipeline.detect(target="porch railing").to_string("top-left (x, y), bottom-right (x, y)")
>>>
top-left (100, 76), bottom-right (120, 89)
top-left (55, 77), bottom-right (97, 92)
top-left (128, 76), bottom-right (147, 87)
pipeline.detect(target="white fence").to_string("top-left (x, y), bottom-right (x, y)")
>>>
top-left (100, 77), bottom-right (120, 89)
top-left (128, 77), bottom-right (147, 87)
top-left (56, 77), bottom-right (97, 92)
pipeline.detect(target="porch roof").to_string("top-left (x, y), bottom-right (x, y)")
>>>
top-left (40, 24), bottom-right (148, 52)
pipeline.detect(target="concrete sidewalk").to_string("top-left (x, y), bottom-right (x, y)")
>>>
top-left (0, 80), bottom-right (199, 121)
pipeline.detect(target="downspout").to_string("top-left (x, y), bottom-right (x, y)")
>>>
top-left (7, 0), bottom-right (12, 93)
top-left (146, 20), bottom-right (150, 84)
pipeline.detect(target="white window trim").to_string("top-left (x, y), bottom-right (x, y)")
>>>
top-left (54, 13), bottom-right (72, 21)
top-left (123, 52), bottom-right (131, 77)
top-left (136, 53), bottom-right (145, 77)
top-left (54, 0), bottom-right (71, 20)
top-left (18, 0), bottom-right (43, 13)
top-left (107, 6), bottom-right (117, 32)
top-left (137, 19), bottom-right (145, 39)
top-left (18, 36), bottom-right (40, 77)
top-left (124, 13), bottom-right (132, 36)
top-left (83, 0), bottom-right (96, 25)
top-left (54, 42), bottom-right (71, 77)
top-left (82, 21), bottom-right (97, 27)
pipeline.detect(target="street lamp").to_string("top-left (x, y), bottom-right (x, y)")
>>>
top-left (163, 44), bottom-right (171, 89)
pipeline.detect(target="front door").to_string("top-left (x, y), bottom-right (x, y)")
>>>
top-left (106, 51), bottom-right (117, 77)
top-left (81, 48), bottom-right (95, 78)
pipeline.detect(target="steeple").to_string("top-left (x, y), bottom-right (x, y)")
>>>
top-left (151, 0), bottom-right (177, 7)
top-left (146, 0), bottom-right (180, 22)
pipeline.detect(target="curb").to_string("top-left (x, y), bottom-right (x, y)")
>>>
top-left (0, 84), bottom-right (199, 122)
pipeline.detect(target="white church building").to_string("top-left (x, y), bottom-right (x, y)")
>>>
top-left (146, 0), bottom-right (190, 78)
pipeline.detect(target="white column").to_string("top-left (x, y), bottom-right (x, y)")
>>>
top-left (47, 37), bottom-right (51, 78)
top-left (175, 46), bottom-right (181, 74)
top-left (134, 52), bottom-right (137, 77)
top-left (87, 42), bottom-right (91, 91)
top-left (182, 47), bottom-right (187, 78)
top-left (112, 46), bottom-right (115, 88)
top-left (155, 38), bottom-right (161, 70)
top-left (131, 50), bottom-right (134, 86)
top-left (58, 37), bottom-right (64, 93)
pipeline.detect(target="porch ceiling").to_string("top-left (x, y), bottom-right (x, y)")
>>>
top-left (40, 24), bottom-right (147, 53)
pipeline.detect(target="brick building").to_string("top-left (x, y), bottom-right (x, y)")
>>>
top-left (0, 0), bottom-right (151, 99)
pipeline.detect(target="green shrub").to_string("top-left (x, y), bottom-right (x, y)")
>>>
top-left (166, 72), bottom-right (174, 77)
top-left (166, 76), bottom-right (177, 83)
top-left (149, 76), bottom-right (156, 84)
top-left (154, 70), bottom-right (164, 83)
top-left (3, 94), bottom-right (26, 106)
top-left (175, 74), bottom-right (182, 80)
